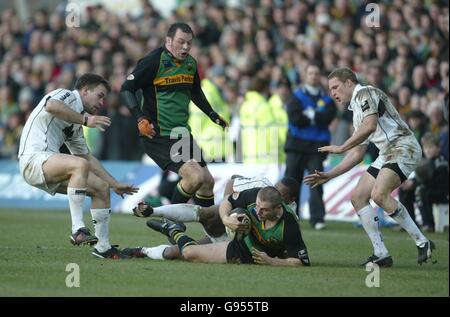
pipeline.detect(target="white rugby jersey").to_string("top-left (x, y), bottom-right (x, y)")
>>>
top-left (232, 176), bottom-right (273, 192)
top-left (18, 89), bottom-right (89, 157)
top-left (349, 84), bottom-right (413, 154)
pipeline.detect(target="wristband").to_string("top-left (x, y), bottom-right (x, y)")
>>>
top-left (83, 115), bottom-right (88, 126)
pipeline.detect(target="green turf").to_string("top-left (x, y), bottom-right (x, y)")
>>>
top-left (0, 208), bottom-right (448, 296)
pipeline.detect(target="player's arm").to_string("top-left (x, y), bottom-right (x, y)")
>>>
top-left (325, 114), bottom-right (377, 154)
top-left (76, 153), bottom-right (138, 198)
top-left (120, 52), bottom-right (159, 137)
top-left (252, 248), bottom-right (302, 267)
top-left (220, 190), bottom-right (257, 231)
top-left (219, 196), bottom-right (233, 224)
top-left (318, 113), bottom-right (377, 154)
top-left (304, 144), bottom-right (368, 188)
top-left (191, 71), bottom-right (228, 129)
top-left (219, 196), bottom-right (244, 232)
top-left (45, 99), bottom-right (111, 131)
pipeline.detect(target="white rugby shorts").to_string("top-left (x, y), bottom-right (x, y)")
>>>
top-left (19, 152), bottom-right (61, 195)
top-left (371, 135), bottom-right (422, 179)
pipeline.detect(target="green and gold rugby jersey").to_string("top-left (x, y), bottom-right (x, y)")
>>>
top-left (228, 188), bottom-right (308, 260)
top-left (122, 47), bottom-right (215, 136)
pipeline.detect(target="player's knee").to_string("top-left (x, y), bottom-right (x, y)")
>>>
top-left (185, 171), bottom-right (204, 189)
top-left (201, 172), bottom-right (215, 190)
top-left (370, 190), bottom-right (385, 207)
top-left (72, 158), bottom-right (90, 175)
top-left (180, 246), bottom-right (197, 261)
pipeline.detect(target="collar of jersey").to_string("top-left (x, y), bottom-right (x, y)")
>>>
top-left (71, 89), bottom-right (83, 113)
top-left (348, 83), bottom-right (364, 111)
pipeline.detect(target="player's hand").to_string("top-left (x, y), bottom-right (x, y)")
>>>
top-left (132, 202), bottom-right (153, 217)
top-left (252, 248), bottom-right (272, 265)
top-left (318, 145), bottom-right (344, 154)
top-left (85, 115), bottom-right (111, 132)
top-left (223, 214), bottom-right (249, 232)
top-left (209, 112), bottom-right (229, 129)
top-left (112, 183), bottom-right (139, 198)
top-left (304, 170), bottom-right (331, 188)
top-left (137, 117), bottom-right (156, 138)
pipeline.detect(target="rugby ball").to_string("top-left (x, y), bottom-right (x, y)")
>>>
top-left (225, 210), bottom-right (251, 240)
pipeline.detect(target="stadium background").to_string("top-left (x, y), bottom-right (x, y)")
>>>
top-left (0, 0), bottom-right (448, 297)
top-left (1, 0), bottom-right (448, 222)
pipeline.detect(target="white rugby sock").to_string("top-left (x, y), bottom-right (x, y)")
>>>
top-left (67, 187), bottom-right (87, 234)
top-left (389, 201), bottom-right (428, 247)
top-left (357, 205), bottom-right (389, 258)
top-left (152, 204), bottom-right (200, 222)
top-left (91, 208), bottom-right (111, 253)
top-left (142, 245), bottom-right (170, 260)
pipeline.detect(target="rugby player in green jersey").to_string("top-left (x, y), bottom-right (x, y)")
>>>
top-left (120, 23), bottom-right (228, 208)
top-left (126, 186), bottom-right (310, 266)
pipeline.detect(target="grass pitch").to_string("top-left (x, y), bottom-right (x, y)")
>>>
top-left (0, 208), bottom-right (448, 297)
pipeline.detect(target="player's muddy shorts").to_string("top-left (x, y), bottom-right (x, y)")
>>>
top-left (19, 152), bottom-right (60, 195)
top-left (367, 135), bottom-right (422, 182)
top-left (226, 239), bottom-right (253, 264)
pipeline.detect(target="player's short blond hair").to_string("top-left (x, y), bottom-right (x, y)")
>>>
top-left (257, 187), bottom-right (282, 208)
top-left (328, 67), bottom-right (358, 83)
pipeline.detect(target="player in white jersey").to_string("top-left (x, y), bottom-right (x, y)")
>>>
top-left (304, 67), bottom-right (434, 266)
top-left (18, 73), bottom-right (138, 259)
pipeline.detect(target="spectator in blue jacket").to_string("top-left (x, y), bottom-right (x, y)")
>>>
top-left (284, 64), bottom-right (336, 229)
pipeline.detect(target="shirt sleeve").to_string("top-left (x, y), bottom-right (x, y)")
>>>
top-left (191, 70), bottom-right (215, 116)
top-left (121, 50), bottom-right (160, 93)
top-left (228, 188), bottom-right (260, 209)
top-left (354, 87), bottom-right (380, 119)
top-left (120, 49), bottom-right (161, 119)
top-left (49, 89), bottom-right (80, 112)
top-left (65, 125), bottom-right (89, 155)
top-left (282, 212), bottom-right (307, 259)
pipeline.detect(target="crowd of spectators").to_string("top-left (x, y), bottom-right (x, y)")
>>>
top-left (0, 0), bottom-right (448, 162)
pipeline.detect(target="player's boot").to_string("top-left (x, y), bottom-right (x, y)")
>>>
top-left (121, 247), bottom-right (146, 258)
top-left (92, 245), bottom-right (130, 259)
top-left (417, 240), bottom-right (435, 265)
top-left (70, 227), bottom-right (98, 246)
top-left (146, 218), bottom-right (186, 244)
top-left (360, 254), bottom-right (393, 267)
top-left (132, 202), bottom-right (154, 217)
top-left (298, 249), bottom-right (311, 266)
